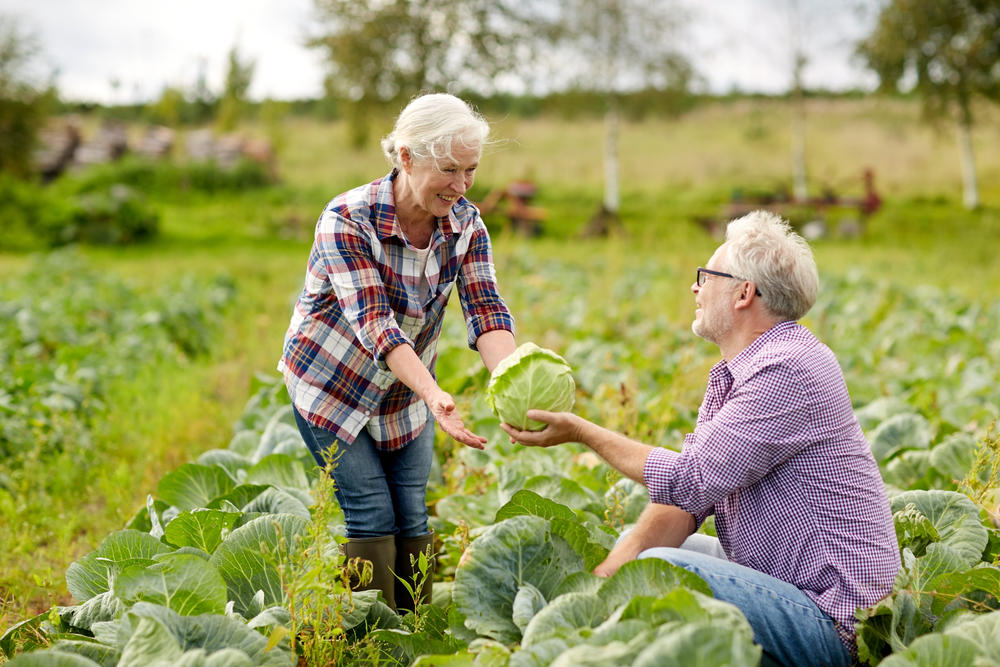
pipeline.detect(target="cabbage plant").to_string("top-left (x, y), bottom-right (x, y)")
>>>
top-left (486, 343), bottom-right (575, 430)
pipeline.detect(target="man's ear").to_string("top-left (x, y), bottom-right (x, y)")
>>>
top-left (734, 283), bottom-right (756, 309)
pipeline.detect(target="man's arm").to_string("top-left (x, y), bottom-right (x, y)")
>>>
top-left (594, 503), bottom-right (696, 577)
top-left (501, 409), bottom-right (654, 483)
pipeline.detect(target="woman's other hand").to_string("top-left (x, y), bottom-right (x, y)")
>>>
top-left (428, 390), bottom-right (486, 450)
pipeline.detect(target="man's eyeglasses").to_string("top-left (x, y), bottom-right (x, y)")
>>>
top-left (696, 267), bottom-right (762, 296)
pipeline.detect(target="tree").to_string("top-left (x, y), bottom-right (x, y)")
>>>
top-left (858, 0), bottom-right (1000, 209)
top-left (788, 0), bottom-right (809, 203)
top-left (309, 0), bottom-right (552, 149)
top-left (544, 0), bottom-right (692, 235)
top-left (216, 44), bottom-right (256, 132)
top-left (150, 85), bottom-right (184, 127)
top-left (0, 14), bottom-right (52, 178)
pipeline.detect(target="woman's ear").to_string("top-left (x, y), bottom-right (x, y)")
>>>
top-left (399, 146), bottom-right (412, 173)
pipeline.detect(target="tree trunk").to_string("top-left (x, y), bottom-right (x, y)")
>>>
top-left (791, 93), bottom-right (808, 202)
top-left (603, 98), bottom-right (620, 214)
top-left (581, 95), bottom-right (625, 237)
top-left (788, 1), bottom-right (808, 202)
top-left (956, 117), bottom-right (979, 210)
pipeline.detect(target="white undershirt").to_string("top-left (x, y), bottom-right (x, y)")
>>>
top-left (414, 245), bottom-right (432, 296)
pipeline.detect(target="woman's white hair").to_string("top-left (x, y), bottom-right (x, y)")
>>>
top-left (724, 210), bottom-right (818, 321)
top-left (381, 93), bottom-right (489, 170)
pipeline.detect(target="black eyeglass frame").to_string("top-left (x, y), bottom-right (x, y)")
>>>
top-left (696, 267), bottom-right (762, 296)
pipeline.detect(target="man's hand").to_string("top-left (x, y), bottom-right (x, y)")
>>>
top-left (428, 391), bottom-right (486, 450)
top-left (593, 538), bottom-right (644, 578)
top-left (499, 409), bottom-right (581, 447)
top-left (594, 504), bottom-right (697, 578)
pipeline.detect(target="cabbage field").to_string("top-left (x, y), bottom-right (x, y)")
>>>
top-left (2, 100), bottom-right (999, 665)
top-left (1, 247), bottom-right (998, 666)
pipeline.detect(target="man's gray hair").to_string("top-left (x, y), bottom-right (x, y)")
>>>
top-left (382, 93), bottom-right (489, 170)
top-left (724, 210), bottom-right (818, 321)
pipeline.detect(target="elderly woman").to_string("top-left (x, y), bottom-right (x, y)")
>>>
top-left (279, 93), bottom-right (516, 611)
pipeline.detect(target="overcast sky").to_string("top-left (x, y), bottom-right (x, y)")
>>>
top-left (1, 0), bottom-right (880, 104)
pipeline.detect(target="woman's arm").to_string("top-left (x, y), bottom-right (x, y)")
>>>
top-left (455, 222), bottom-right (516, 353)
top-left (475, 329), bottom-right (517, 373)
top-left (385, 344), bottom-right (486, 449)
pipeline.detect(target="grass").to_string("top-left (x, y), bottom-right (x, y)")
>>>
top-left (1, 95), bottom-right (999, 633)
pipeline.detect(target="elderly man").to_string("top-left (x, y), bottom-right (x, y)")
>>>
top-left (502, 211), bottom-right (900, 666)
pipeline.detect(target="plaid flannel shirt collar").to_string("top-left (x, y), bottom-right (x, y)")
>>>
top-left (374, 169), bottom-right (463, 243)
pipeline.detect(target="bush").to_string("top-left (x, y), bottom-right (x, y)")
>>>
top-left (63, 156), bottom-right (275, 197)
top-left (53, 184), bottom-right (160, 245)
top-left (0, 175), bottom-right (160, 250)
top-left (0, 174), bottom-right (48, 249)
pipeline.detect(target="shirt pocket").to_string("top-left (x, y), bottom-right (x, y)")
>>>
top-left (430, 280), bottom-right (454, 305)
top-left (397, 311), bottom-right (426, 340)
top-left (372, 366), bottom-right (395, 390)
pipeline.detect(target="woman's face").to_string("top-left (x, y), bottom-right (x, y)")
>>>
top-left (400, 141), bottom-right (480, 221)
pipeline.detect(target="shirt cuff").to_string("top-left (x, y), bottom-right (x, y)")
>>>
top-left (373, 328), bottom-right (413, 371)
top-left (466, 313), bottom-right (515, 349)
top-left (643, 447), bottom-right (713, 529)
top-left (644, 447), bottom-right (680, 505)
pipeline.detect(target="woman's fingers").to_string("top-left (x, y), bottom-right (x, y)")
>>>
top-left (435, 402), bottom-right (486, 449)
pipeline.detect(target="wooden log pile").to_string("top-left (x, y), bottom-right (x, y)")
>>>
top-left (133, 126), bottom-right (175, 160)
top-left (184, 129), bottom-right (275, 176)
top-left (33, 119), bottom-right (81, 181)
top-left (73, 122), bottom-right (128, 167)
top-left (31, 122), bottom-right (275, 180)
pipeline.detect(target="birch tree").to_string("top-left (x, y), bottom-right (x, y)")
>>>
top-left (216, 45), bottom-right (255, 133)
top-left (552, 0), bottom-right (691, 233)
top-left (858, 0), bottom-right (1000, 209)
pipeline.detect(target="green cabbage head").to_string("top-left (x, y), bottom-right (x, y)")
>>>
top-left (486, 342), bottom-right (575, 430)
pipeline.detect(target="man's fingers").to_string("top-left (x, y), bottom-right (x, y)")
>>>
top-left (524, 409), bottom-right (554, 422)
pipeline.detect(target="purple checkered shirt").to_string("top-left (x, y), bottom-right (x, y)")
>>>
top-left (278, 171), bottom-right (514, 450)
top-left (644, 321), bottom-right (900, 652)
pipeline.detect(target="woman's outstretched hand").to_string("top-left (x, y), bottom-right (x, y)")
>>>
top-left (428, 390), bottom-right (486, 450)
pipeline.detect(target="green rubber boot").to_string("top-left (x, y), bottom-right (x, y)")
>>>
top-left (342, 535), bottom-right (397, 611)
top-left (395, 532), bottom-right (435, 613)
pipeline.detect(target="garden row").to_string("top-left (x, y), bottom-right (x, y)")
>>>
top-left (0, 250), bottom-right (235, 470)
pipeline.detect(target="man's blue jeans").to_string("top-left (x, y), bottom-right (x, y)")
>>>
top-left (640, 539), bottom-right (851, 667)
top-left (293, 407), bottom-right (434, 539)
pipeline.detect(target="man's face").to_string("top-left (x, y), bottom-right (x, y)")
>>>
top-left (692, 244), bottom-right (737, 345)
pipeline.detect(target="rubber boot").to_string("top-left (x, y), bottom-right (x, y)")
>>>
top-left (395, 532), bottom-right (435, 613)
top-left (342, 535), bottom-right (397, 611)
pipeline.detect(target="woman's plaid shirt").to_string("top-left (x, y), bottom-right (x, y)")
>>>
top-left (279, 171), bottom-right (514, 451)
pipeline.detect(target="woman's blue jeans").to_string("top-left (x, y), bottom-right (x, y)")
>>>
top-left (641, 539), bottom-right (851, 667)
top-left (293, 407), bottom-right (434, 539)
